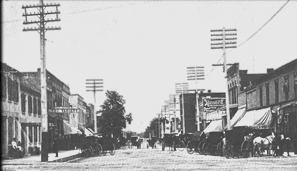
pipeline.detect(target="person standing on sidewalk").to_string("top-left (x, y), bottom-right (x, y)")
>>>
top-left (53, 135), bottom-right (60, 157)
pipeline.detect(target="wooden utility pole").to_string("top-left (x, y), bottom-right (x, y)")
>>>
top-left (86, 79), bottom-right (104, 133)
top-left (22, 0), bottom-right (60, 162)
top-left (210, 27), bottom-right (237, 131)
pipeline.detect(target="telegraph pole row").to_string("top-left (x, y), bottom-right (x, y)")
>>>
top-left (22, 0), bottom-right (61, 162)
top-left (86, 79), bottom-right (104, 134)
top-left (210, 27), bottom-right (237, 131)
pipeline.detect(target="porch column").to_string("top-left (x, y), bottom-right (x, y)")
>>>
top-left (37, 125), bottom-right (40, 146)
top-left (32, 125), bottom-right (35, 147)
top-left (12, 117), bottom-right (16, 139)
top-left (26, 126), bottom-right (30, 151)
top-left (2, 116), bottom-right (8, 156)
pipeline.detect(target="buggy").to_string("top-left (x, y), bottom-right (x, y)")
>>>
top-left (186, 131), bottom-right (206, 154)
top-left (161, 133), bottom-right (178, 151)
top-left (224, 127), bottom-right (254, 158)
top-left (201, 131), bottom-right (224, 156)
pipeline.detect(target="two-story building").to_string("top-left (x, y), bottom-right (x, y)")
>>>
top-left (69, 94), bottom-right (85, 130)
top-left (227, 63), bottom-right (267, 118)
top-left (1, 63), bottom-right (22, 158)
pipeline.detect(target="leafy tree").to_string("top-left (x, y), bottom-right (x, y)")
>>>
top-left (143, 117), bottom-right (159, 138)
top-left (98, 90), bottom-right (132, 138)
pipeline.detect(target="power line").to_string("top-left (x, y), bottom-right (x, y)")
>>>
top-left (237, 0), bottom-right (290, 48)
top-left (206, 0), bottom-right (290, 77)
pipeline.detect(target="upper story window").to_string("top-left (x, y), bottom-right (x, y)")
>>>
top-left (21, 93), bottom-right (26, 114)
top-left (28, 96), bottom-right (32, 114)
top-left (284, 76), bottom-right (289, 101)
top-left (259, 85), bottom-right (263, 107)
top-left (294, 73), bottom-right (297, 99)
top-left (266, 83), bottom-right (269, 105)
top-left (8, 78), bottom-right (13, 102)
top-left (275, 80), bottom-right (279, 103)
top-left (38, 99), bottom-right (41, 116)
top-left (1, 74), bottom-right (6, 100)
top-left (33, 97), bottom-right (37, 115)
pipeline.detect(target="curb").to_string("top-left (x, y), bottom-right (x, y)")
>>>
top-left (50, 153), bottom-right (82, 162)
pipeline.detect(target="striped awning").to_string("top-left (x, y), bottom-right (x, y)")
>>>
top-left (235, 107), bottom-right (272, 129)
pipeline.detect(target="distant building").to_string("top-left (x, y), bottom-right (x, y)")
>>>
top-left (69, 94), bottom-right (85, 130)
top-left (179, 91), bottom-right (225, 134)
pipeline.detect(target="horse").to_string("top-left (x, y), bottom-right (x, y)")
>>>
top-left (253, 134), bottom-right (275, 156)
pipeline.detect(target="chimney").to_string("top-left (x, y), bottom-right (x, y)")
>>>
top-left (267, 68), bottom-right (274, 74)
top-left (208, 90), bottom-right (211, 93)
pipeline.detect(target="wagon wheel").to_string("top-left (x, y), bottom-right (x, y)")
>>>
top-left (186, 141), bottom-right (195, 155)
top-left (177, 141), bottom-right (186, 151)
top-left (110, 143), bottom-right (116, 156)
top-left (162, 141), bottom-right (165, 151)
top-left (224, 141), bottom-right (233, 159)
top-left (241, 140), bottom-right (251, 158)
top-left (197, 141), bottom-right (204, 154)
top-left (202, 142), bottom-right (209, 155)
top-left (216, 141), bottom-right (224, 156)
top-left (94, 144), bottom-right (103, 156)
top-left (89, 146), bottom-right (95, 157)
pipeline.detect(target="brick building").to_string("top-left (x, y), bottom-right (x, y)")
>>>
top-left (246, 58), bottom-right (297, 153)
top-left (227, 63), bottom-right (267, 118)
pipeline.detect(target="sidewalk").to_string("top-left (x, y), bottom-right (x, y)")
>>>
top-left (2, 149), bottom-right (81, 165)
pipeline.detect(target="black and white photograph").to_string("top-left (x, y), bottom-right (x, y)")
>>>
top-left (2, 0), bottom-right (297, 170)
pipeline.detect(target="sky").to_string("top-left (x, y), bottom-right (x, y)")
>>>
top-left (2, 0), bottom-right (297, 133)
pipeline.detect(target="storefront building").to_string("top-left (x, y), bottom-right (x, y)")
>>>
top-left (246, 59), bottom-right (297, 153)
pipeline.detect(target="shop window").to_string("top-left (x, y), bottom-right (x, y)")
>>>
top-left (266, 83), bottom-right (269, 105)
top-left (275, 80), bottom-right (279, 103)
top-left (1, 74), bottom-right (6, 100)
top-left (34, 126), bottom-right (37, 143)
top-left (28, 96), bottom-right (32, 114)
top-left (284, 76), bottom-right (289, 101)
top-left (29, 126), bottom-right (32, 143)
top-left (21, 93), bottom-right (26, 114)
top-left (259, 86), bottom-right (263, 107)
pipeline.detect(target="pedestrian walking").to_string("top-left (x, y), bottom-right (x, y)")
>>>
top-left (53, 135), bottom-right (60, 157)
top-left (280, 132), bottom-right (285, 156)
top-left (284, 134), bottom-right (291, 156)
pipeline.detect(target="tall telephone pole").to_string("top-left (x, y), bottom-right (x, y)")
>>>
top-left (22, 0), bottom-right (60, 162)
top-left (86, 79), bottom-right (104, 134)
top-left (210, 27), bottom-right (237, 131)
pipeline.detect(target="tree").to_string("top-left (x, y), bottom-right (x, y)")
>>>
top-left (143, 117), bottom-right (159, 138)
top-left (98, 90), bottom-right (132, 138)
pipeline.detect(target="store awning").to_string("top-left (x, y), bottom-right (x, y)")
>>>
top-left (63, 120), bottom-right (82, 135)
top-left (203, 119), bottom-right (223, 133)
top-left (234, 107), bottom-right (272, 129)
top-left (225, 106), bottom-right (246, 130)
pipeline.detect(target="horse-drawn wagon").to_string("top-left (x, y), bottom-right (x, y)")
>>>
top-left (186, 131), bottom-right (206, 154)
top-left (161, 133), bottom-right (178, 151)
